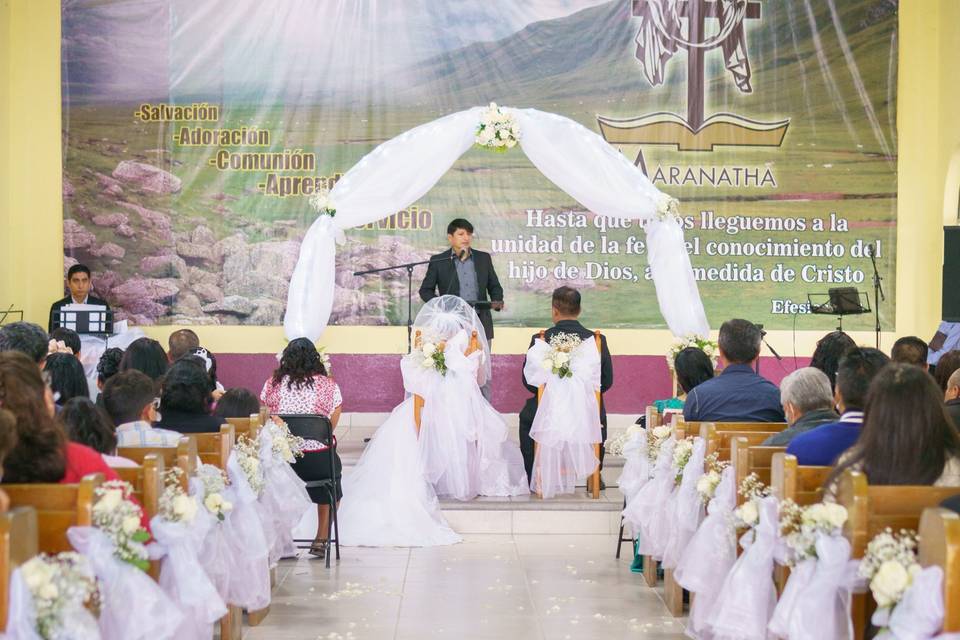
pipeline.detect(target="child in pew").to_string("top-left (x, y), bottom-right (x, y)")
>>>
top-left (213, 388), bottom-right (261, 419)
top-left (102, 370), bottom-right (182, 447)
top-left (60, 396), bottom-right (137, 468)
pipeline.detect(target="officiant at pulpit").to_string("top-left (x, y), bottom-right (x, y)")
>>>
top-left (48, 264), bottom-right (111, 332)
top-left (419, 218), bottom-right (504, 397)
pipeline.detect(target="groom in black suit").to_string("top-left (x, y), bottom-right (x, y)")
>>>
top-left (519, 286), bottom-right (613, 483)
top-left (418, 218), bottom-right (504, 342)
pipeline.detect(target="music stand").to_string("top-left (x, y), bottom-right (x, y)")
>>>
top-left (50, 308), bottom-right (114, 337)
top-left (808, 288), bottom-right (870, 332)
top-left (0, 306), bottom-right (24, 325)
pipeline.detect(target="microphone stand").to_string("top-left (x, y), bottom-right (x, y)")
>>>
top-left (353, 254), bottom-right (454, 353)
top-left (755, 325), bottom-right (783, 375)
top-left (866, 245), bottom-right (884, 349)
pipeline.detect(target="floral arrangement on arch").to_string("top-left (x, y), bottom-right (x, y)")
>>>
top-left (234, 435), bottom-right (265, 497)
top-left (666, 333), bottom-right (719, 371)
top-left (308, 188), bottom-right (336, 218)
top-left (92, 480), bottom-right (151, 571)
top-left (655, 193), bottom-right (681, 223)
top-left (859, 528), bottom-right (921, 626)
top-left (198, 464), bottom-right (233, 521)
top-left (475, 102), bottom-right (520, 152)
top-left (733, 473), bottom-right (770, 529)
top-left (541, 333), bottom-right (582, 379)
top-left (413, 333), bottom-right (448, 376)
top-left (20, 552), bottom-right (100, 640)
top-left (695, 452), bottom-right (728, 504)
top-left (777, 500), bottom-right (849, 565)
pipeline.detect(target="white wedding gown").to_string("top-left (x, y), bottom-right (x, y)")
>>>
top-left (337, 300), bottom-right (528, 547)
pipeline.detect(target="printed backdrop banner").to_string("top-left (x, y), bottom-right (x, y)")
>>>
top-left (61, 0), bottom-right (898, 331)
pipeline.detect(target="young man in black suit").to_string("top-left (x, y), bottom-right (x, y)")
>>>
top-left (49, 264), bottom-right (110, 332)
top-left (518, 286), bottom-right (614, 483)
top-left (418, 218), bottom-right (504, 342)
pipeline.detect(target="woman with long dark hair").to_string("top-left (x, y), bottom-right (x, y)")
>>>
top-left (119, 337), bottom-right (169, 381)
top-left (810, 330), bottom-right (857, 392)
top-left (213, 388), bottom-right (261, 419)
top-left (826, 362), bottom-right (960, 493)
top-left (60, 396), bottom-right (136, 467)
top-left (674, 347), bottom-right (715, 395)
top-left (154, 359), bottom-right (222, 433)
top-left (44, 352), bottom-right (90, 405)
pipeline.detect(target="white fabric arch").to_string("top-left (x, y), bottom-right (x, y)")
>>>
top-left (283, 106), bottom-right (709, 341)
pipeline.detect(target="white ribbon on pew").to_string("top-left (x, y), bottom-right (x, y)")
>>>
top-left (662, 437), bottom-right (706, 569)
top-left (150, 501), bottom-right (228, 640)
top-left (2, 567), bottom-right (101, 640)
top-left (223, 454), bottom-right (272, 611)
top-left (623, 436), bottom-right (675, 551)
top-left (67, 527), bottom-right (183, 640)
top-left (875, 565), bottom-right (945, 640)
top-left (257, 423), bottom-right (313, 564)
top-left (704, 495), bottom-right (780, 640)
top-left (675, 465), bottom-right (738, 639)
top-left (618, 429), bottom-right (651, 503)
top-left (195, 474), bottom-right (233, 602)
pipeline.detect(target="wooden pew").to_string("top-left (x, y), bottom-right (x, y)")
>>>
top-left (4, 475), bottom-right (102, 554)
top-left (118, 436), bottom-right (198, 493)
top-left (731, 439), bottom-right (785, 499)
top-left (698, 422), bottom-right (784, 461)
top-left (0, 507), bottom-right (38, 632)
top-left (194, 424), bottom-right (236, 470)
top-left (112, 453), bottom-right (163, 521)
top-left (837, 470), bottom-right (960, 639)
top-left (226, 413), bottom-right (263, 441)
top-left (918, 507), bottom-right (960, 632)
top-left (770, 453), bottom-right (831, 506)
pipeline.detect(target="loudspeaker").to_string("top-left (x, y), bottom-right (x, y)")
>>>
top-left (945, 226), bottom-right (960, 321)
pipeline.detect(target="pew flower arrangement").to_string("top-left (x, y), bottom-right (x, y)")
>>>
top-left (542, 333), bottom-right (583, 379)
top-left (695, 453), bottom-right (728, 504)
top-left (158, 468), bottom-right (198, 524)
top-left (235, 435), bottom-right (266, 497)
top-left (475, 102), bottom-right (520, 152)
top-left (198, 465), bottom-right (233, 521)
top-left (92, 481), bottom-right (151, 571)
top-left (267, 418), bottom-right (307, 464)
top-left (666, 334), bottom-right (718, 369)
top-left (646, 425), bottom-right (673, 467)
top-left (777, 500), bottom-right (849, 565)
top-left (859, 529), bottom-right (921, 612)
top-left (733, 473), bottom-right (770, 528)
top-left (21, 552), bottom-right (100, 640)
top-left (672, 437), bottom-right (695, 485)
top-left (605, 424), bottom-right (643, 456)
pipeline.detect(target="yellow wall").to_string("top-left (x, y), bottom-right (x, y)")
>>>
top-left (0, 1), bottom-right (955, 355)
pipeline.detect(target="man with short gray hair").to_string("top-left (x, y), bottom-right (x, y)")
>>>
top-left (945, 369), bottom-right (960, 430)
top-left (763, 367), bottom-right (839, 446)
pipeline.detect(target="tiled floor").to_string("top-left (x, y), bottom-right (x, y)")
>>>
top-left (244, 535), bottom-right (687, 640)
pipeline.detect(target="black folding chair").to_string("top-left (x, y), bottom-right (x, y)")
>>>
top-left (278, 414), bottom-right (341, 568)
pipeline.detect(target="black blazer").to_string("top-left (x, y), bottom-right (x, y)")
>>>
top-left (519, 319), bottom-right (614, 428)
top-left (418, 249), bottom-right (503, 340)
top-left (48, 295), bottom-right (111, 332)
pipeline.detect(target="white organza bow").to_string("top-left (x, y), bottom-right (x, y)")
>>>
top-left (662, 437), bottom-right (706, 569)
top-left (618, 429), bottom-right (651, 503)
top-left (3, 567), bottom-right (100, 640)
top-left (257, 423), bottom-right (313, 563)
top-left (67, 527), bottom-right (183, 640)
top-left (876, 566), bottom-right (946, 640)
top-left (222, 454), bottom-right (271, 611)
top-left (624, 436), bottom-right (675, 556)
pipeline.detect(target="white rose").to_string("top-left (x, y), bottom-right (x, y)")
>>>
top-left (39, 582), bottom-right (59, 600)
top-left (652, 426), bottom-right (672, 439)
top-left (542, 358), bottom-right (554, 371)
top-left (479, 128), bottom-right (495, 144)
top-left (122, 515), bottom-right (141, 535)
top-left (205, 493), bottom-right (223, 512)
top-left (696, 474), bottom-right (714, 495)
top-left (489, 101), bottom-right (498, 111)
top-left (737, 501), bottom-right (759, 526)
top-left (871, 560), bottom-right (911, 608)
top-left (802, 503), bottom-right (826, 526)
top-left (824, 503), bottom-right (848, 529)
top-left (22, 561), bottom-right (52, 591)
top-left (97, 488), bottom-right (123, 511)
top-left (422, 357), bottom-right (435, 368)
top-left (505, 138), bottom-right (517, 148)
top-left (172, 494), bottom-right (198, 522)
top-left (422, 342), bottom-right (436, 356)
top-left (221, 499), bottom-right (233, 513)
top-left (554, 352), bottom-right (570, 365)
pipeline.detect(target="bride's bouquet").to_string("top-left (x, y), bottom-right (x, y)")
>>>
top-left (413, 335), bottom-right (448, 375)
top-left (541, 333), bottom-right (582, 379)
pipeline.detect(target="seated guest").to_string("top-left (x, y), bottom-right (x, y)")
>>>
top-left (95, 347), bottom-right (124, 392)
top-left (48, 264), bottom-right (110, 333)
top-left (60, 396), bottom-right (136, 468)
top-left (260, 338), bottom-right (343, 424)
top-left (928, 322), bottom-right (960, 370)
top-left (675, 347), bottom-right (715, 397)
top-left (102, 370), bottom-right (182, 446)
top-left (945, 369), bottom-right (960, 429)
top-left (167, 328), bottom-right (200, 362)
top-left (682, 319), bottom-right (785, 423)
top-left (0, 351), bottom-right (121, 484)
top-left (787, 347), bottom-right (890, 465)
top-left (214, 388), bottom-right (261, 419)
top-left (519, 286), bottom-right (613, 480)
top-left (155, 360), bottom-right (222, 434)
top-left (49, 327), bottom-right (82, 358)
top-left (186, 346), bottom-right (224, 399)
top-left (810, 330), bottom-right (856, 393)
top-left (934, 350), bottom-right (960, 392)
top-left (825, 362), bottom-right (960, 495)
top-left (763, 368), bottom-right (838, 446)
top-left (119, 337), bottom-right (169, 381)
top-left (0, 321), bottom-right (49, 366)
top-left (0, 409), bottom-right (17, 511)
top-left (44, 352), bottom-right (89, 406)
top-left (891, 335), bottom-right (929, 370)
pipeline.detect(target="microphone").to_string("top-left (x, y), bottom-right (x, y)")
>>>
top-left (458, 249), bottom-right (468, 261)
top-left (866, 244), bottom-right (873, 257)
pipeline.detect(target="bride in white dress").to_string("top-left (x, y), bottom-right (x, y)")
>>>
top-left (337, 296), bottom-right (528, 547)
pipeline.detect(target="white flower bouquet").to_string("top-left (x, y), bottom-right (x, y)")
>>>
top-left (158, 468), bottom-right (198, 525)
top-left (733, 473), bottom-right (770, 528)
top-left (21, 552), bottom-right (100, 640)
top-left (859, 529), bottom-right (921, 616)
top-left (696, 452), bottom-right (728, 504)
top-left (413, 334), bottom-right (447, 376)
top-left (308, 188), bottom-right (336, 217)
top-left (198, 464), bottom-right (233, 522)
top-left (234, 435), bottom-right (266, 497)
top-left (475, 102), bottom-right (520, 152)
top-left (646, 425), bottom-right (673, 467)
top-left (672, 437), bottom-right (695, 486)
top-left (666, 333), bottom-right (719, 370)
top-left (655, 193), bottom-right (681, 222)
top-left (266, 418), bottom-right (307, 464)
top-left (605, 424), bottom-right (643, 456)
top-left (541, 333), bottom-right (582, 379)
top-left (777, 500), bottom-right (849, 565)
top-left (93, 480), bottom-right (151, 571)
